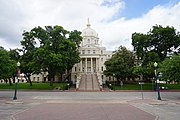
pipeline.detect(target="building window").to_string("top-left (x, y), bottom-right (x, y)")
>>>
top-left (88, 39), bottom-right (90, 44)
top-left (88, 50), bottom-right (90, 54)
top-left (93, 50), bottom-right (95, 54)
top-left (101, 66), bottom-right (103, 71)
top-left (101, 58), bottom-right (103, 61)
top-left (101, 50), bottom-right (103, 54)
top-left (102, 75), bottom-right (104, 79)
top-left (82, 50), bottom-right (85, 54)
top-left (75, 67), bottom-right (77, 71)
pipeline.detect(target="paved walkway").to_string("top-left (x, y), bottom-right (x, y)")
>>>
top-left (14, 103), bottom-right (155, 120)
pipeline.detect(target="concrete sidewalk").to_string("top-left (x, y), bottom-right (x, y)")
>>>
top-left (14, 103), bottom-right (156, 120)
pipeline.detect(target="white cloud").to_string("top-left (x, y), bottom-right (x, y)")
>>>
top-left (0, 0), bottom-right (180, 51)
top-left (99, 1), bottom-right (180, 50)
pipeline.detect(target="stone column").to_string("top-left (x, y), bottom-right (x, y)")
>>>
top-left (96, 58), bottom-right (99, 72)
top-left (91, 58), bottom-right (93, 73)
top-left (95, 58), bottom-right (96, 72)
top-left (85, 58), bottom-right (87, 73)
top-left (80, 58), bottom-right (82, 72)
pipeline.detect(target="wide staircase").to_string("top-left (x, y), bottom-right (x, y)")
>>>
top-left (79, 73), bottom-right (100, 91)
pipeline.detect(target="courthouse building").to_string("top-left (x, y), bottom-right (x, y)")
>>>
top-left (71, 21), bottom-right (112, 86)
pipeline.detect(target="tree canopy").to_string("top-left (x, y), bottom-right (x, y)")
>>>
top-left (132, 25), bottom-right (180, 63)
top-left (104, 46), bottom-right (135, 81)
top-left (20, 25), bottom-right (82, 85)
top-left (0, 47), bottom-right (17, 84)
top-left (132, 25), bottom-right (180, 81)
top-left (159, 54), bottom-right (180, 82)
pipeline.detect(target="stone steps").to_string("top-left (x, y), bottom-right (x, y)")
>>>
top-left (79, 73), bottom-right (100, 91)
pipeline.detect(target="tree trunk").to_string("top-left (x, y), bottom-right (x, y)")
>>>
top-left (28, 76), bottom-right (33, 86)
top-left (68, 69), bottom-right (71, 81)
top-left (8, 78), bottom-right (12, 86)
top-left (63, 71), bottom-right (71, 82)
top-left (25, 74), bottom-right (33, 86)
top-left (12, 76), bottom-right (15, 83)
top-left (4, 79), bottom-right (8, 84)
top-left (50, 78), bottom-right (53, 86)
top-left (49, 74), bottom-right (54, 86)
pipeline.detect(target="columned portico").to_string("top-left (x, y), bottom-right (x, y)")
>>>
top-left (81, 58), bottom-right (98, 73)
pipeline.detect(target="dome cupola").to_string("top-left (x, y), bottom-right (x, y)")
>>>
top-left (81, 19), bottom-right (98, 38)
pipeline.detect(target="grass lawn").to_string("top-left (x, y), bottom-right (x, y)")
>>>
top-left (0, 82), bottom-right (69, 90)
top-left (110, 83), bottom-right (180, 90)
top-left (111, 83), bottom-right (153, 90)
top-left (159, 83), bottom-right (180, 90)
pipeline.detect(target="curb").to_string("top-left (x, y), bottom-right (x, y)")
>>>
top-left (6, 100), bottom-right (24, 104)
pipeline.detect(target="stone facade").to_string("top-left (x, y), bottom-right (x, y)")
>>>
top-left (71, 21), bottom-right (112, 84)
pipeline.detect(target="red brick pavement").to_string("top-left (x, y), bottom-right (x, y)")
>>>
top-left (14, 103), bottom-right (156, 120)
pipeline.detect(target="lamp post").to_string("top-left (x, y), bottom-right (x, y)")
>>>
top-left (154, 62), bottom-right (161, 100)
top-left (113, 73), bottom-right (115, 90)
top-left (13, 61), bottom-right (20, 100)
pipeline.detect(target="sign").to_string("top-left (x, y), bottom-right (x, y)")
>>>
top-left (139, 82), bottom-right (144, 85)
top-left (15, 78), bottom-right (18, 83)
top-left (18, 68), bottom-right (21, 77)
top-left (139, 82), bottom-right (144, 100)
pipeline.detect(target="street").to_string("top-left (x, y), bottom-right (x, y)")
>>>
top-left (0, 91), bottom-right (180, 120)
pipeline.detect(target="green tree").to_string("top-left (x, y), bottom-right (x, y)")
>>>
top-left (104, 46), bottom-right (135, 82)
top-left (132, 25), bottom-right (180, 63)
top-left (21, 25), bottom-right (82, 85)
top-left (20, 30), bottom-right (37, 86)
top-left (132, 25), bottom-right (180, 80)
top-left (0, 47), bottom-right (16, 85)
top-left (159, 54), bottom-right (180, 83)
top-left (131, 33), bottom-right (149, 61)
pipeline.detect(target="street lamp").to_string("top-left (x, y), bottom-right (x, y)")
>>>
top-left (113, 73), bottom-right (115, 90)
top-left (13, 61), bottom-right (20, 100)
top-left (154, 62), bottom-right (161, 100)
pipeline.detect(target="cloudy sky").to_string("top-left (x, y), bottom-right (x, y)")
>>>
top-left (0, 0), bottom-right (180, 51)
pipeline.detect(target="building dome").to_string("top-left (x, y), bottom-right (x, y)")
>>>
top-left (81, 21), bottom-right (98, 38)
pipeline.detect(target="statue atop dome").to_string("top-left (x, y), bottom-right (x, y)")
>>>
top-left (87, 18), bottom-right (91, 27)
